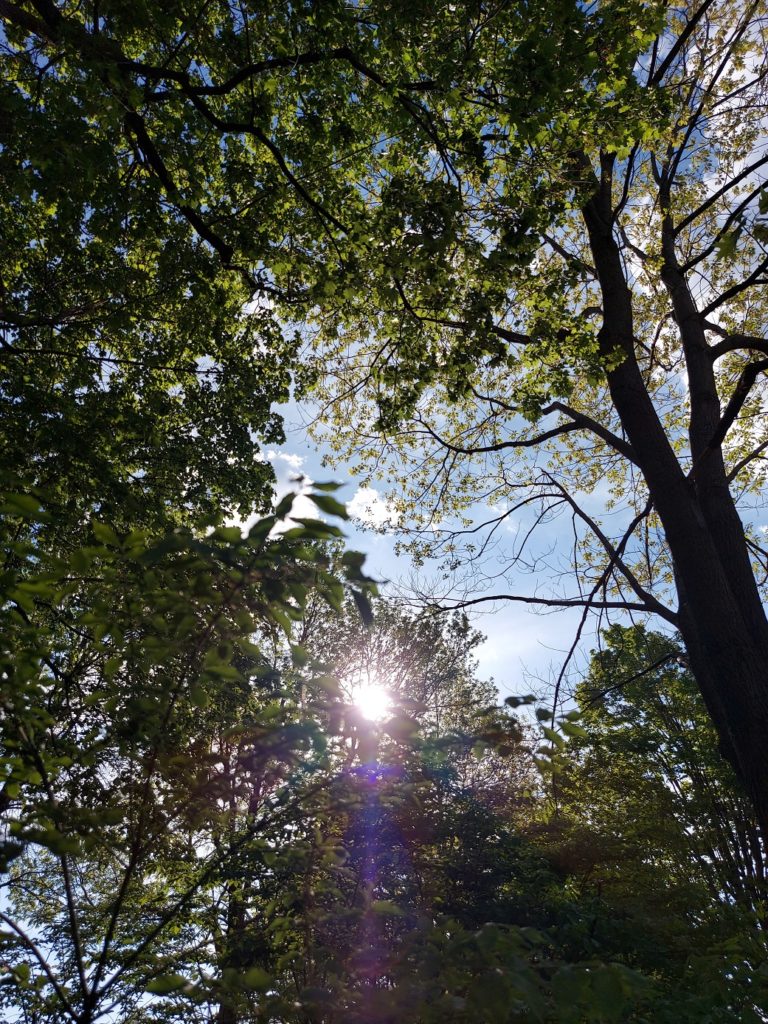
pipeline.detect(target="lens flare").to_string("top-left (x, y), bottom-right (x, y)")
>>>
top-left (351, 679), bottom-right (392, 722)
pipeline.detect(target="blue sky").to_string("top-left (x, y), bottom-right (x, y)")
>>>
top-left (256, 397), bottom-right (601, 702)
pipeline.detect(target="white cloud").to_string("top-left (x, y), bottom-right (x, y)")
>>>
top-left (267, 450), bottom-right (305, 471)
top-left (347, 486), bottom-right (400, 529)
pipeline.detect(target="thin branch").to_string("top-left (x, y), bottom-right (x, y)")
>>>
top-left (98, 777), bottom-right (332, 1000)
top-left (429, 594), bottom-right (661, 613)
top-left (705, 359), bottom-right (768, 454)
top-left (541, 401), bottom-right (638, 464)
top-left (414, 415), bottom-right (581, 455)
top-left (541, 233), bottom-right (596, 277)
top-left (727, 438), bottom-right (768, 483)
top-left (123, 111), bottom-right (235, 263)
top-left (543, 481), bottom-right (676, 624)
top-left (664, 3), bottom-right (759, 189)
top-left (0, 0), bottom-right (51, 39)
top-left (700, 255), bottom-right (768, 317)
top-left (0, 911), bottom-right (76, 1020)
top-left (583, 651), bottom-right (681, 708)
top-left (391, 278), bottom-right (532, 347)
top-left (0, 345), bottom-right (223, 375)
top-left (681, 179), bottom-right (768, 271)
top-left (136, 48), bottom-right (356, 98)
top-left (675, 150), bottom-right (768, 235)
top-left (649, 0), bottom-right (718, 85)
top-left (0, 303), bottom-right (109, 329)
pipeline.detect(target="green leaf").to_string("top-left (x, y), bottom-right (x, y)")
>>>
top-left (189, 685), bottom-right (210, 708)
top-left (1, 493), bottom-right (45, 519)
top-left (247, 516), bottom-right (277, 544)
top-left (589, 966), bottom-right (626, 1022)
top-left (542, 726), bottom-right (565, 749)
top-left (274, 492), bottom-right (296, 519)
top-left (383, 713), bottom-right (420, 741)
top-left (308, 493), bottom-right (349, 519)
top-left (370, 900), bottom-right (407, 916)
top-left (291, 644), bottom-right (310, 667)
top-left (560, 721), bottom-right (588, 740)
top-left (351, 588), bottom-right (374, 626)
top-left (241, 967), bottom-right (272, 990)
top-left (505, 694), bottom-right (536, 708)
top-left (309, 480), bottom-right (343, 492)
top-left (715, 227), bottom-right (741, 261)
top-left (146, 974), bottom-right (188, 995)
top-left (212, 525), bottom-right (243, 543)
top-left (92, 521), bottom-right (120, 546)
top-left (288, 517), bottom-right (345, 539)
top-left (552, 966), bottom-right (587, 1016)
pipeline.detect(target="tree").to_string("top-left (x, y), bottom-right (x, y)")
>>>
top-left (0, 487), bottom-right (376, 1023)
top-left (3, 0), bottom-right (767, 923)
top-left (3, 1), bottom-right (768, 1017)
top-left (299, 0), bottom-right (768, 832)
top-left (167, 596), bottom-right (547, 1024)
top-left (569, 626), bottom-right (765, 915)
top-left (5, 0), bottom-right (765, 829)
top-left (545, 625), bottom-right (768, 1019)
top-left (0, 0), bottom-right (298, 537)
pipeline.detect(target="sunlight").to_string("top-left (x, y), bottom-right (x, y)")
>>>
top-left (351, 678), bottom-right (393, 722)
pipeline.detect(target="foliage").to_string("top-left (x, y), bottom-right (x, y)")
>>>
top-left (5, 2), bottom-right (768, 817)
top-left (293, 0), bottom-right (768, 829)
top-left (0, 485), bottom-right (375, 1023)
top-left (6, 572), bottom-right (766, 1022)
top-left (546, 625), bottom-right (768, 1020)
top-left (2, 1), bottom-right (768, 1020)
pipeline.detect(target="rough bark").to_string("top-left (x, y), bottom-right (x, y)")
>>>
top-left (581, 178), bottom-right (768, 837)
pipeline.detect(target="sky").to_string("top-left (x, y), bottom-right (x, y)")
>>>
top-left (249, 397), bottom-right (602, 703)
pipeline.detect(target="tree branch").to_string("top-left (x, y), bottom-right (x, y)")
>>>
top-left (675, 150), bottom-right (768, 235)
top-left (414, 415), bottom-right (581, 455)
top-left (123, 111), bottom-right (235, 263)
top-left (583, 650), bottom-right (682, 708)
top-left (727, 439), bottom-right (768, 483)
top-left (430, 594), bottom-right (663, 613)
top-left (701, 255), bottom-right (768, 317)
top-left (391, 279), bottom-right (532, 347)
top-left (649, 0), bottom-right (718, 85)
top-left (710, 334), bottom-right (768, 360)
top-left (707, 359), bottom-right (768, 452)
top-left (541, 401), bottom-right (639, 465)
top-left (0, 910), bottom-right (76, 1020)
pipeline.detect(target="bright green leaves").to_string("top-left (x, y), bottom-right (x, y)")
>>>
top-left (146, 974), bottom-right (189, 995)
top-left (307, 492), bottom-right (349, 520)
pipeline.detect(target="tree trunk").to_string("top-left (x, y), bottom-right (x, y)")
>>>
top-left (581, 183), bottom-right (768, 837)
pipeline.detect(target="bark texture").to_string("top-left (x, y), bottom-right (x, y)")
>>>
top-left (581, 169), bottom-right (768, 835)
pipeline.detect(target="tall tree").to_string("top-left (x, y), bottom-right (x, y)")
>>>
top-left (3, 0), bottom-right (767, 829)
top-left (569, 626), bottom-right (765, 914)
top-left (302, 0), bottom-right (768, 830)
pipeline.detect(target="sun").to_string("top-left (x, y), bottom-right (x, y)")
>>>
top-left (351, 678), bottom-right (393, 722)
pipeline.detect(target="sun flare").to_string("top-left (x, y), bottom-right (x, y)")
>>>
top-left (351, 679), bottom-right (393, 722)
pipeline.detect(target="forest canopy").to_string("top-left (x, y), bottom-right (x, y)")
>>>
top-left (1, 0), bottom-right (768, 1021)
